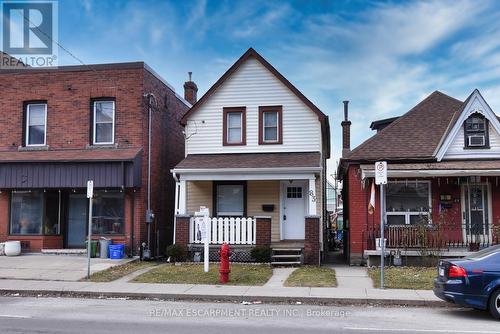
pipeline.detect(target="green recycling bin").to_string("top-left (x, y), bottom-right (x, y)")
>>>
top-left (85, 240), bottom-right (98, 258)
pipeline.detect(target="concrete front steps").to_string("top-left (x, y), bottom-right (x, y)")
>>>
top-left (271, 248), bottom-right (302, 266)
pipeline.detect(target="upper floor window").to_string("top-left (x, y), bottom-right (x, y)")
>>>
top-left (259, 106), bottom-right (282, 144)
top-left (223, 107), bottom-right (246, 146)
top-left (464, 113), bottom-right (489, 148)
top-left (25, 103), bottom-right (47, 146)
top-left (93, 100), bottom-right (115, 145)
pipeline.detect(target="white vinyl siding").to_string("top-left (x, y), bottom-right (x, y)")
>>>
top-left (443, 123), bottom-right (500, 159)
top-left (184, 57), bottom-right (322, 154)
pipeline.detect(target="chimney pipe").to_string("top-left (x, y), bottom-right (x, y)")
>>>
top-left (341, 101), bottom-right (351, 158)
top-left (184, 72), bottom-right (198, 105)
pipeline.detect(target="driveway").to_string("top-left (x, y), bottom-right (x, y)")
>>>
top-left (0, 254), bottom-right (133, 281)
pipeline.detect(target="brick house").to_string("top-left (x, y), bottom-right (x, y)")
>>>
top-left (172, 48), bottom-right (330, 265)
top-left (339, 89), bottom-right (500, 265)
top-left (0, 62), bottom-right (191, 255)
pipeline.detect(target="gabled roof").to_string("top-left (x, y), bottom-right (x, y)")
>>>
top-left (435, 89), bottom-right (500, 161)
top-left (180, 47), bottom-right (330, 158)
top-left (180, 48), bottom-right (327, 124)
top-left (345, 91), bottom-right (463, 162)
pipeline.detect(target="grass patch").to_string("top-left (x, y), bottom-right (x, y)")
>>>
top-left (84, 260), bottom-right (156, 282)
top-left (133, 263), bottom-right (272, 286)
top-left (368, 267), bottom-right (436, 290)
top-left (284, 266), bottom-right (337, 287)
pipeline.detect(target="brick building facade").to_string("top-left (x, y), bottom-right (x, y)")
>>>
top-left (0, 62), bottom-right (190, 255)
top-left (340, 90), bottom-right (500, 265)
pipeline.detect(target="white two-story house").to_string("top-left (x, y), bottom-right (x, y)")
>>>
top-left (171, 48), bottom-right (330, 265)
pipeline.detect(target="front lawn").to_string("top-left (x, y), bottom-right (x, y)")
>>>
top-left (284, 266), bottom-right (337, 287)
top-left (368, 267), bottom-right (437, 290)
top-left (84, 261), bottom-right (156, 282)
top-left (133, 263), bottom-right (272, 286)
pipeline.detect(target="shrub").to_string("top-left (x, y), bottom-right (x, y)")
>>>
top-left (251, 246), bottom-right (272, 263)
top-left (166, 244), bottom-right (187, 263)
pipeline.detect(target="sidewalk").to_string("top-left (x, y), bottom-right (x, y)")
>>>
top-left (0, 278), bottom-right (444, 307)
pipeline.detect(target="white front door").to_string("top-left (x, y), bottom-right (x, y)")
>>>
top-left (281, 181), bottom-right (307, 240)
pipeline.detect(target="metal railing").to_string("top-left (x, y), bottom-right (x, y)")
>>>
top-left (365, 224), bottom-right (499, 251)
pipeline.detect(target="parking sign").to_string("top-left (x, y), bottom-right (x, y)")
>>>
top-left (375, 161), bottom-right (387, 185)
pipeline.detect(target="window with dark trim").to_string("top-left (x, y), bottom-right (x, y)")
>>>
top-left (91, 98), bottom-right (115, 145)
top-left (9, 190), bottom-right (60, 236)
top-left (24, 102), bottom-right (47, 146)
top-left (91, 190), bottom-right (125, 235)
top-left (259, 106), bottom-right (282, 144)
top-left (223, 107), bottom-right (246, 146)
top-left (464, 113), bottom-right (489, 149)
top-left (213, 181), bottom-right (247, 217)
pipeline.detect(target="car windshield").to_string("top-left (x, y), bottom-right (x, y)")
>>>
top-left (465, 244), bottom-right (500, 260)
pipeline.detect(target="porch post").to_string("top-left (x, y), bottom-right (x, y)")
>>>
top-left (304, 215), bottom-right (320, 265)
top-left (178, 180), bottom-right (187, 215)
top-left (255, 216), bottom-right (272, 247)
top-left (308, 178), bottom-right (317, 215)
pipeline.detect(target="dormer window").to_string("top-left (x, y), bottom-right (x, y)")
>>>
top-left (464, 114), bottom-right (489, 149)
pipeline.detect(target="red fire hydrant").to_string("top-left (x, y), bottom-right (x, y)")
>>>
top-left (219, 242), bottom-right (231, 284)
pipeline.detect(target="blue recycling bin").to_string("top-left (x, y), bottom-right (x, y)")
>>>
top-left (108, 244), bottom-right (125, 259)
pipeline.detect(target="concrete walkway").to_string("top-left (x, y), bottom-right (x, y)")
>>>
top-left (0, 254), bottom-right (134, 281)
top-left (330, 265), bottom-right (373, 289)
top-left (0, 278), bottom-right (443, 307)
top-left (263, 268), bottom-right (297, 287)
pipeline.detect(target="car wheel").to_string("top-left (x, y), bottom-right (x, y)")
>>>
top-left (489, 289), bottom-right (500, 320)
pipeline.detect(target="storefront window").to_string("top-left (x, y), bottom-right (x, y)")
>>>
top-left (10, 191), bottom-right (43, 235)
top-left (92, 191), bottom-right (124, 234)
top-left (386, 182), bottom-right (430, 225)
top-left (10, 191), bottom-right (61, 236)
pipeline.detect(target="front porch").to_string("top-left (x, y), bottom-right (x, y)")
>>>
top-left (359, 163), bottom-right (500, 264)
top-left (172, 176), bottom-right (321, 264)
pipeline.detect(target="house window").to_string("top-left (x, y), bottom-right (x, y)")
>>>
top-left (10, 190), bottom-right (60, 235)
top-left (223, 107), bottom-right (246, 145)
top-left (287, 186), bottom-right (303, 199)
top-left (386, 182), bottom-right (431, 225)
top-left (464, 114), bottom-right (489, 148)
top-left (215, 182), bottom-right (246, 216)
top-left (259, 106), bottom-right (282, 144)
top-left (91, 191), bottom-right (124, 235)
top-left (93, 100), bottom-right (115, 145)
top-left (25, 103), bottom-right (47, 146)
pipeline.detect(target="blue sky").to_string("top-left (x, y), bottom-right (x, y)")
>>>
top-left (56, 0), bottom-right (500, 174)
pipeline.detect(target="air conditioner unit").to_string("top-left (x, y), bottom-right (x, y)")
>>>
top-left (468, 135), bottom-right (485, 147)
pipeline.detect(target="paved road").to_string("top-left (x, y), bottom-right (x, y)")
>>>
top-left (0, 297), bottom-right (498, 333)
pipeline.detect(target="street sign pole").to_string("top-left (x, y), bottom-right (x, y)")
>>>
top-left (374, 161), bottom-right (387, 289)
top-left (86, 180), bottom-right (94, 279)
top-left (380, 183), bottom-right (385, 289)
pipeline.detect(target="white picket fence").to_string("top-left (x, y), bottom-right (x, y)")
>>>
top-left (189, 217), bottom-right (256, 245)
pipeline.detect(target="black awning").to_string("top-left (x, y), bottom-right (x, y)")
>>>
top-left (0, 160), bottom-right (141, 189)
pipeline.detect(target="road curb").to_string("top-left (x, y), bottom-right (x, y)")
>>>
top-left (0, 289), bottom-right (452, 308)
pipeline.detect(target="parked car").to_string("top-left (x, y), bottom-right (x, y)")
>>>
top-left (434, 245), bottom-right (500, 319)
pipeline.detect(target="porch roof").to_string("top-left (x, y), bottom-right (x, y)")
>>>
top-left (360, 160), bottom-right (500, 179)
top-left (174, 152), bottom-right (321, 170)
top-left (172, 152), bottom-right (321, 181)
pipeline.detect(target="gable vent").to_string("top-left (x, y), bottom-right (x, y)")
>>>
top-left (468, 134), bottom-right (485, 147)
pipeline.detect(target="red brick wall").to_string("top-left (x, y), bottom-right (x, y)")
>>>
top-left (346, 165), bottom-right (368, 264)
top-left (0, 192), bottom-right (9, 242)
top-left (304, 216), bottom-right (320, 265)
top-left (174, 215), bottom-right (190, 250)
top-left (255, 217), bottom-right (271, 246)
top-left (0, 65), bottom-right (188, 254)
